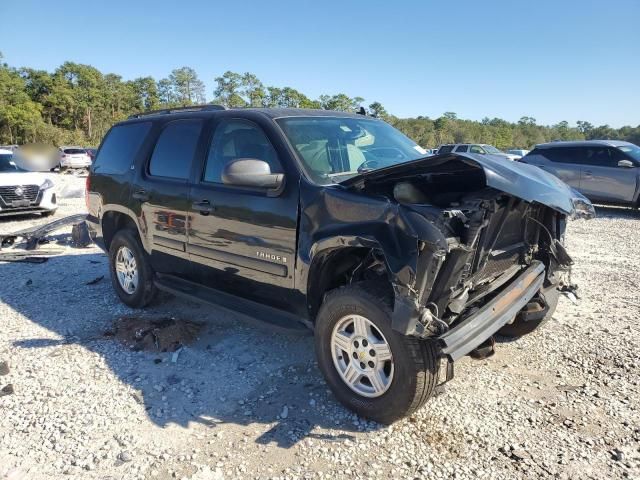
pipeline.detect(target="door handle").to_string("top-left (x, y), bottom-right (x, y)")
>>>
top-left (583, 170), bottom-right (593, 178)
top-left (132, 189), bottom-right (149, 201)
top-left (192, 200), bottom-right (214, 215)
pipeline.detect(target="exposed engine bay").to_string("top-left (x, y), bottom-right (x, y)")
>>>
top-left (340, 155), bottom-right (577, 339)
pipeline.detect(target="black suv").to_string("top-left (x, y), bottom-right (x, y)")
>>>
top-left (86, 106), bottom-right (593, 423)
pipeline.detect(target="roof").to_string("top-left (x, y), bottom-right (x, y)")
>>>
top-left (0, 148), bottom-right (13, 155)
top-left (535, 140), bottom-right (635, 149)
top-left (120, 106), bottom-right (370, 125)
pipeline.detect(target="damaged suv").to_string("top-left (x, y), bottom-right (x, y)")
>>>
top-left (86, 106), bottom-right (594, 423)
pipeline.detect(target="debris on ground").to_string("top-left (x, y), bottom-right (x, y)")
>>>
top-left (171, 347), bottom-right (183, 363)
top-left (109, 316), bottom-right (203, 352)
top-left (0, 214), bottom-right (87, 250)
top-left (0, 384), bottom-right (14, 396)
top-left (71, 221), bottom-right (92, 248)
top-left (0, 361), bottom-right (9, 376)
top-left (85, 275), bottom-right (104, 285)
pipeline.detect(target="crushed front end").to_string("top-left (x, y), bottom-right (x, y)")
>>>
top-left (342, 153), bottom-right (594, 362)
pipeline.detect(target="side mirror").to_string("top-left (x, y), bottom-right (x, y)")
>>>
top-left (618, 159), bottom-right (634, 168)
top-left (221, 158), bottom-right (284, 191)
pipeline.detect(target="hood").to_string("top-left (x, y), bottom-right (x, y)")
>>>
top-left (0, 171), bottom-right (51, 187)
top-left (341, 153), bottom-right (591, 216)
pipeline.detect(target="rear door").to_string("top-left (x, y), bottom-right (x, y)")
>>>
top-left (523, 147), bottom-right (582, 189)
top-left (187, 116), bottom-right (300, 312)
top-left (577, 146), bottom-right (638, 203)
top-left (131, 118), bottom-right (205, 280)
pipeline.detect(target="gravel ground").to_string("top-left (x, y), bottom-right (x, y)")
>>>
top-left (0, 174), bottom-right (639, 480)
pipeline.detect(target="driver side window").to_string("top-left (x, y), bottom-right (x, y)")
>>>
top-left (203, 119), bottom-right (281, 183)
top-left (470, 145), bottom-right (485, 154)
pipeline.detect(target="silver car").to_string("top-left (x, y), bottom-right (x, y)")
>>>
top-left (519, 140), bottom-right (640, 208)
top-left (437, 143), bottom-right (519, 161)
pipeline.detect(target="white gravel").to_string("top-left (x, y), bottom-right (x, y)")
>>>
top-left (0, 175), bottom-right (638, 479)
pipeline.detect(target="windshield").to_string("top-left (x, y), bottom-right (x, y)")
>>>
top-left (63, 148), bottom-right (86, 154)
top-left (277, 117), bottom-right (427, 184)
top-left (618, 145), bottom-right (640, 162)
top-left (0, 153), bottom-right (21, 172)
top-left (483, 145), bottom-right (502, 154)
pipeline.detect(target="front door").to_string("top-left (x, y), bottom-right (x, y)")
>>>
top-left (132, 118), bottom-right (204, 280)
top-left (187, 117), bottom-right (300, 313)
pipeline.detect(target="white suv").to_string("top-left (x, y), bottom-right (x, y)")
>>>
top-left (437, 144), bottom-right (518, 161)
top-left (0, 149), bottom-right (57, 217)
top-left (59, 146), bottom-right (92, 169)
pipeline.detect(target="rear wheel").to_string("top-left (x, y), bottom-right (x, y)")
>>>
top-left (108, 229), bottom-right (157, 308)
top-left (315, 283), bottom-right (439, 424)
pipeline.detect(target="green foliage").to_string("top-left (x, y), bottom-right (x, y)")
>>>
top-left (0, 54), bottom-right (638, 149)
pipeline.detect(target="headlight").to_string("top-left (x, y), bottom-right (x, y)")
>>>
top-left (570, 193), bottom-right (596, 220)
top-left (41, 179), bottom-right (54, 190)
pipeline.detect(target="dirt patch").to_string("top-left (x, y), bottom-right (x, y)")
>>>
top-left (108, 316), bottom-right (203, 352)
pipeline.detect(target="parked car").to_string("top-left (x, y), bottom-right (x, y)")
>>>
top-left (437, 143), bottom-right (518, 160)
top-left (507, 149), bottom-right (530, 159)
top-left (0, 149), bottom-right (57, 217)
top-left (519, 140), bottom-right (640, 208)
top-left (58, 146), bottom-right (92, 169)
top-left (86, 105), bottom-right (593, 423)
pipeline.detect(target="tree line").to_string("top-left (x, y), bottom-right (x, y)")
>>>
top-left (1, 53), bottom-right (638, 149)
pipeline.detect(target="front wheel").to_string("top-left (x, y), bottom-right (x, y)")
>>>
top-left (108, 229), bottom-right (157, 308)
top-left (315, 283), bottom-right (439, 424)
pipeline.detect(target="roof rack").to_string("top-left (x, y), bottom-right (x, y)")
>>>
top-left (128, 104), bottom-right (228, 119)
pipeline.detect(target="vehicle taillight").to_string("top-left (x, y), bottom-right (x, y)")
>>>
top-left (85, 175), bottom-right (91, 211)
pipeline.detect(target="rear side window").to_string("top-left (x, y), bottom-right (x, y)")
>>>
top-left (540, 147), bottom-right (582, 164)
top-left (94, 122), bottom-right (152, 174)
top-left (455, 145), bottom-right (469, 152)
top-left (438, 145), bottom-right (454, 154)
top-left (148, 120), bottom-right (203, 179)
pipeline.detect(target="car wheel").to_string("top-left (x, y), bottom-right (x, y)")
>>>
top-left (108, 229), bottom-right (157, 308)
top-left (498, 287), bottom-right (559, 338)
top-left (315, 282), bottom-right (439, 424)
top-left (41, 210), bottom-right (55, 218)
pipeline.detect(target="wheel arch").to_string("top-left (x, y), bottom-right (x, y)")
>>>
top-left (101, 208), bottom-right (141, 252)
top-left (305, 236), bottom-right (395, 321)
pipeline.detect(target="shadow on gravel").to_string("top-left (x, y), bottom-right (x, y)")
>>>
top-left (1, 250), bottom-right (371, 449)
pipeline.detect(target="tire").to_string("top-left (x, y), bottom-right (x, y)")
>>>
top-left (498, 287), bottom-right (559, 338)
top-left (41, 210), bottom-right (55, 218)
top-left (108, 229), bottom-right (157, 308)
top-left (315, 282), bottom-right (439, 424)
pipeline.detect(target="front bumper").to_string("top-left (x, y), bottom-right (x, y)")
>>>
top-left (438, 261), bottom-right (545, 361)
top-left (0, 188), bottom-right (57, 216)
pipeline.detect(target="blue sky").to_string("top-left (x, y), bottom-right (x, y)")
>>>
top-left (3, 0), bottom-right (639, 127)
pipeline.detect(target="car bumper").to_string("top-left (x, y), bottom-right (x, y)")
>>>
top-left (0, 188), bottom-right (57, 216)
top-left (86, 214), bottom-right (106, 251)
top-left (60, 159), bottom-right (91, 168)
top-left (438, 261), bottom-right (546, 361)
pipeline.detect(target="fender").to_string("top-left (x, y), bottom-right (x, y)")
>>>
top-left (296, 180), bottom-right (449, 333)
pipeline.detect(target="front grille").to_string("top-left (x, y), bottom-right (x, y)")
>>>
top-left (0, 185), bottom-right (40, 204)
top-left (482, 251), bottom-right (520, 280)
